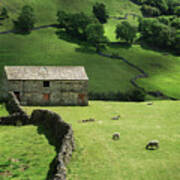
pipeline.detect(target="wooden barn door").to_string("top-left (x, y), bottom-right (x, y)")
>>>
top-left (43, 93), bottom-right (50, 101)
top-left (78, 93), bottom-right (85, 105)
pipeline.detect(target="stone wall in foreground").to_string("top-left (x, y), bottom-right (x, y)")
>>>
top-left (0, 92), bottom-right (75, 180)
top-left (30, 110), bottom-right (75, 180)
top-left (5, 91), bottom-right (26, 115)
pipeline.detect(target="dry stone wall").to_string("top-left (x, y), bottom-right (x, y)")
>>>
top-left (0, 92), bottom-right (75, 180)
top-left (30, 110), bottom-right (75, 180)
top-left (5, 91), bottom-right (26, 115)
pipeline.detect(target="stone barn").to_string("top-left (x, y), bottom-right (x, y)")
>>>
top-left (3, 66), bottom-right (89, 106)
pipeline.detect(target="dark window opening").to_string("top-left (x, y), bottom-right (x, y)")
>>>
top-left (43, 81), bottom-right (50, 87)
top-left (14, 91), bottom-right (20, 101)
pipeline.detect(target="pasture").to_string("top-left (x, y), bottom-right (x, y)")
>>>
top-left (23, 100), bottom-right (180, 180)
top-left (0, 105), bottom-right (56, 180)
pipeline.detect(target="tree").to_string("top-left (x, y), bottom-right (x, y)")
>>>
top-left (173, 30), bottom-right (180, 54)
top-left (14, 5), bottom-right (35, 34)
top-left (92, 3), bottom-right (109, 24)
top-left (115, 21), bottom-right (137, 44)
top-left (158, 16), bottom-right (170, 25)
top-left (145, 0), bottom-right (168, 14)
top-left (57, 11), bottom-right (94, 39)
top-left (57, 10), bottom-right (70, 29)
top-left (85, 23), bottom-right (107, 52)
top-left (0, 8), bottom-right (8, 19)
top-left (139, 18), bottom-right (176, 48)
top-left (174, 6), bottom-right (180, 16)
top-left (171, 17), bottom-right (180, 29)
top-left (68, 12), bottom-right (92, 38)
top-left (141, 4), bottom-right (161, 17)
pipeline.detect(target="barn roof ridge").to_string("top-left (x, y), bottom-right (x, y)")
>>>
top-left (4, 66), bottom-right (89, 81)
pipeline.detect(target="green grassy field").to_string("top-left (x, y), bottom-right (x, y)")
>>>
top-left (0, 106), bottom-right (56, 180)
top-left (106, 45), bottom-right (180, 99)
top-left (1, 0), bottom-right (141, 25)
top-left (0, 125), bottom-right (56, 180)
top-left (0, 104), bottom-right (8, 116)
top-left (23, 100), bottom-right (180, 180)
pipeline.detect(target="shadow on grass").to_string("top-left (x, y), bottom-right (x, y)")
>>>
top-left (56, 30), bottom-right (84, 45)
top-left (36, 125), bottom-right (62, 180)
top-left (56, 29), bottom-right (97, 55)
top-left (75, 46), bottom-right (96, 54)
top-left (108, 42), bottom-right (132, 49)
top-left (140, 40), bottom-right (180, 56)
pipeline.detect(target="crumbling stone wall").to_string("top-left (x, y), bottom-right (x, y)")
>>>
top-left (0, 93), bottom-right (75, 180)
top-left (30, 110), bottom-right (75, 180)
top-left (5, 91), bottom-right (26, 115)
top-left (0, 113), bottom-right (29, 125)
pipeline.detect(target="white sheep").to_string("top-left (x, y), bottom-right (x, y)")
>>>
top-left (146, 140), bottom-right (159, 150)
top-left (111, 115), bottom-right (120, 120)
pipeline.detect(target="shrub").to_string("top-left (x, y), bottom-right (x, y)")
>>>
top-left (141, 5), bottom-right (161, 17)
top-left (174, 6), bottom-right (180, 16)
top-left (115, 21), bottom-right (137, 44)
top-left (0, 7), bottom-right (8, 19)
top-left (85, 23), bottom-right (107, 52)
top-left (171, 17), bottom-right (180, 29)
top-left (88, 90), bottom-right (145, 102)
top-left (139, 18), bottom-right (176, 48)
top-left (158, 16), bottom-right (171, 25)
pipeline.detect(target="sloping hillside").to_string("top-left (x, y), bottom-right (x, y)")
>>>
top-left (0, 0), bottom-right (179, 99)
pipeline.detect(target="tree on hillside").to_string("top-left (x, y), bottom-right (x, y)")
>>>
top-left (92, 3), bottom-right (109, 24)
top-left (166, 0), bottom-right (180, 15)
top-left (57, 10), bottom-right (70, 29)
top-left (141, 4), bottom-right (161, 17)
top-left (85, 23), bottom-right (107, 52)
top-left (0, 8), bottom-right (8, 19)
top-left (57, 11), bottom-right (95, 39)
top-left (171, 18), bottom-right (180, 29)
top-left (115, 21), bottom-right (137, 44)
top-left (145, 0), bottom-right (168, 14)
top-left (139, 18), bottom-right (176, 48)
top-left (174, 6), bottom-right (180, 16)
top-left (14, 5), bottom-right (35, 34)
top-left (68, 12), bottom-right (92, 38)
top-left (173, 31), bottom-right (180, 54)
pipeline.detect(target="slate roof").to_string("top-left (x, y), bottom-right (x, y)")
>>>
top-left (4, 66), bottom-right (88, 81)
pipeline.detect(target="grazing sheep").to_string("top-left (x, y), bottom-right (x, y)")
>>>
top-left (147, 102), bottom-right (153, 105)
top-left (146, 140), bottom-right (159, 150)
top-left (111, 115), bottom-right (120, 120)
top-left (112, 132), bottom-right (120, 140)
top-left (82, 118), bottom-right (95, 123)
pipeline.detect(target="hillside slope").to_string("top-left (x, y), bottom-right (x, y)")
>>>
top-left (0, 0), bottom-right (179, 99)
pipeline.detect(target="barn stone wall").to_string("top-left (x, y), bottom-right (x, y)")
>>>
top-left (7, 80), bottom-right (88, 106)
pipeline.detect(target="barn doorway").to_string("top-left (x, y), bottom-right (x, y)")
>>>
top-left (14, 91), bottom-right (20, 101)
top-left (43, 93), bottom-right (50, 101)
top-left (78, 93), bottom-right (85, 105)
